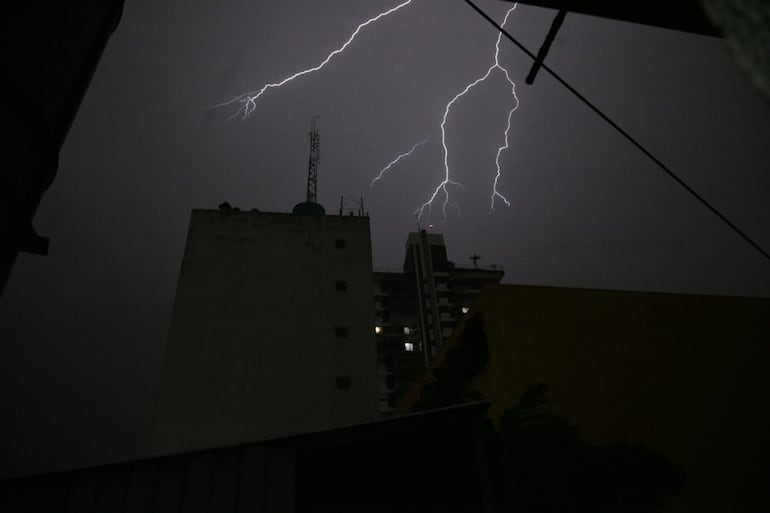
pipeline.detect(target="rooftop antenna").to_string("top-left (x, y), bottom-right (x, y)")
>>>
top-left (339, 195), bottom-right (365, 216)
top-left (307, 116), bottom-right (320, 203)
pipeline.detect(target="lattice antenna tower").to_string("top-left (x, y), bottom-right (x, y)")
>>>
top-left (307, 116), bottom-right (320, 203)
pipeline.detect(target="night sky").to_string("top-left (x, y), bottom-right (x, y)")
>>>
top-left (1, 0), bottom-right (769, 477)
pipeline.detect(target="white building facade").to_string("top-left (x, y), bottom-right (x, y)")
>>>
top-left (152, 207), bottom-right (377, 454)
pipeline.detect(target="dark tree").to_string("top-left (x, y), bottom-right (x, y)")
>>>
top-left (407, 322), bottom-right (685, 513)
top-left (410, 313), bottom-right (490, 412)
top-left (499, 384), bottom-right (686, 513)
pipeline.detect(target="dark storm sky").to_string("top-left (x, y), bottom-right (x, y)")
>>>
top-left (1, 0), bottom-right (769, 477)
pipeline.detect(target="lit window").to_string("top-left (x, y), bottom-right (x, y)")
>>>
top-left (375, 326), bottom-right (382, 334)
top-left (404, 342), bottom-right (415, 352)
top-left (461, 307), bottom-right (470, 314)
top-left (403, 326), bottom-right (410, 335)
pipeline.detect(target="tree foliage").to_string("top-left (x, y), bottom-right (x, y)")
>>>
top-left (409, 312), bottom-right (490, 412)
top-left (407, 318), bottom-right (686, 512)
top-left (499, 383), bottom-right (686, 513)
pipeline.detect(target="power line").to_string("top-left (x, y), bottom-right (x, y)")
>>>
top-left (464, 0), bottom-right (770, 262)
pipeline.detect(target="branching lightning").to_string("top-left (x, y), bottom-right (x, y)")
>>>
top-left (216, 0), bottom-right (522, 220)
top-left (370, 136), bottom-right (431, 187)
top-left (415, 4), bottom-right (520, 219)
top-left (214, 0), bottom-right (414, 120)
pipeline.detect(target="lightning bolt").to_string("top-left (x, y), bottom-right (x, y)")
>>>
top-left (371, 136), bottom-right (431, 187)
top-left (214, 0), bottom-right (415, 120)
top-left (215, 0), bottom-right (521, 220)
top-left (415, 4), bottom-right (520, 220)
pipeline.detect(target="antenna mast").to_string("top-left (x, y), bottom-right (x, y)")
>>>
top-left (307, 116), bottom-right (320, 203)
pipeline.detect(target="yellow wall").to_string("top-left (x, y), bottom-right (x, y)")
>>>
top-left (399, 284), bottom-right (770, 513)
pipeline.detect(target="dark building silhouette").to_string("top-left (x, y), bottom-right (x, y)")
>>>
top-left (374, 230), bottom-right (504, 414)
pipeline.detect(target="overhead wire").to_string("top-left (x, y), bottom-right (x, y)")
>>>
top-left (464, 0), bottom-right (770, 262)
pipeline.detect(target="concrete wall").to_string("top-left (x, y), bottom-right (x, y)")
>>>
top-left (1, 402), bottom-right (494, 513)
top-left (151, 209), bottom-right (377, 455)
top-left (0, 443), bottom-right (295, 513)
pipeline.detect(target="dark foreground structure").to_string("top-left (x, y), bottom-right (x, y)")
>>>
top-left (1, 2), bottom-right (125, 293)
top-left (0, 401), bottom-right (496, 513)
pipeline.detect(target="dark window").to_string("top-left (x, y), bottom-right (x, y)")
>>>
top-left (386, 375), bottom-right (396, 390)
top-left (335, 376), bottom-right (351, 389)
top-left (381, 311), bottom-right (391, 323)
top-left (334, 326), bottom-right (349, 338)
top-left (335, 281), bottom-right (347, 291)
top-left (430, 244), bottom-right (449, 271)
top-left (335, 239), bottom-right (346, 249)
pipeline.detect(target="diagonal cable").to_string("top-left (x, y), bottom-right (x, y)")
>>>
top-left (465, 0), bottom-right (769, 262)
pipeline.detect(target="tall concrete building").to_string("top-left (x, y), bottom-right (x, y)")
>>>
top-left (151, 204), bottom-right (377, 455)
top-left (373, 230), bottom-right (504, 414)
